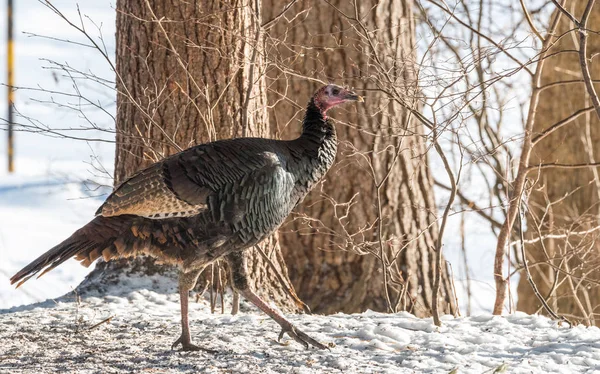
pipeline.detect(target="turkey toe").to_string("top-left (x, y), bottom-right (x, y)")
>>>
top-left (278, 324), bottom-right (328, 350)
top-left (172, 336), bottom-right (217, 353)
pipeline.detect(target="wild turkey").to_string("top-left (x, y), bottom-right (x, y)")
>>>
top-left (10, 84), bottom-right (363, 351)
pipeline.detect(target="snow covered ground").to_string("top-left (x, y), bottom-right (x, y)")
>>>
top-left (2, 276), bottom-right (600, 374)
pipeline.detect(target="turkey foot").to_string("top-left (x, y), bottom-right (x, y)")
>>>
top-left (172, 335), bottom-right (218, 353)
top-left (277, 322), bottom-right (328, 350)
top-left (171, 334), bottom-right (199, 351)
top-left (241, 287), bottom-right (328, 350)
top-left (227, 252), bottom-right (329, 350)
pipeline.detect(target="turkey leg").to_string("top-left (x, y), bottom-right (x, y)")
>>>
top-left (226, 252), bottom-right (327, 350)
top-left (172, 267), bottom-right (215, 352)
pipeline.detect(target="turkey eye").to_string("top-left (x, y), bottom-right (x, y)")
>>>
top-left (332, 88), bottom-right (340, 95)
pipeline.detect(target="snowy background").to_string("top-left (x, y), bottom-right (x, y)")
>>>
top-left (0, 0), bottom-right (507, 315)
top-left (0, 0), bottom-right (115, 309)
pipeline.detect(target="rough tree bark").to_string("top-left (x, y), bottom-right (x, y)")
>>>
top-left (264, 0), bottom-right (455, 315)
top-left (517, 2), bottom-right (600, 324)
top-left (83, 0), bottom-right (300, 312)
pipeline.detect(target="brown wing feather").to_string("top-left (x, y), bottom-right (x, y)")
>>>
top-left (96, 159), bottom-right (209, 219)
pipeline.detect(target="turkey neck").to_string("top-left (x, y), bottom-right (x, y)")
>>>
top-left (289, 98), bottom-right (338, 191)
top-left (301, 98), bottom-right (336, 142)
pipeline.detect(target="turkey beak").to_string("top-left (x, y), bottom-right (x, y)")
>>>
top-left (344, 90), bottom-right (364, 102)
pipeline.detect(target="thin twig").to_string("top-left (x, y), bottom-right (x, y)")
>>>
top-left (577, 0), bottom-right (600, 119)
top-left (87, 315), bottom-right (115, 331)
top-left (492, 6), bottom-right (564, 315)
top-left (519, 200), bottom-right (571, 326)
top-left (519, 0), bottom-right (543, 42)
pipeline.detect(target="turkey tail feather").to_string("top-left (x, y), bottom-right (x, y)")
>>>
top-left (10, 215), bottom-right (135, 288)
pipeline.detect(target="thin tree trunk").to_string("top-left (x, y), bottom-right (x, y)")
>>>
top-left (83, 0), bottom-right (299, 312)
top-left (517, 2), bottom-right (600, 325)
top-left (264, 0), bottom-right (455, 315)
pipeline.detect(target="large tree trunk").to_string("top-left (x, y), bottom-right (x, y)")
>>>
top-left (83, 0), bottom-right (299, 312)
top-left (517, 3), bottom-right (600, 325)
top-left (264, 0), bottom-right (455, 315)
